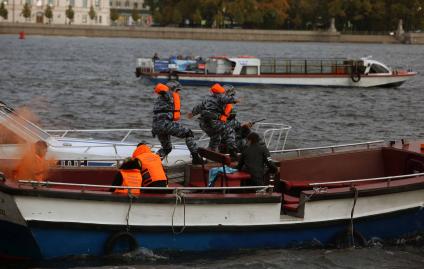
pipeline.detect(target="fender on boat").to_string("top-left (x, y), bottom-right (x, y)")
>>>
top-left (351, 72), bottom-right (361, 83)
top-left (104, 231), bottom-right (139, 255)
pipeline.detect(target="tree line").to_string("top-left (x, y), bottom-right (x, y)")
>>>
top-left (145, 0), bottom-right (424, 32)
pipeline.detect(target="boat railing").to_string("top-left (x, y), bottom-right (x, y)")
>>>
top-left (17, 180), bottom-right (274, 194)
top-left (46, 122), bottom-right (291, 153)
top-left (45, 128), bottom-right (206, 147)
top-left (309, 172), bottom-right (424, 188)
top-left (271, 140), bottom-right (385, 157)
top-left (251, 122), bottom-right (291, 152)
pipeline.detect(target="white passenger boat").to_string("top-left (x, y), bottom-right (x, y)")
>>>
top-left (135, 56), bottom-right (416, 88)
top-left (0, 102), bottom-right (291, 168)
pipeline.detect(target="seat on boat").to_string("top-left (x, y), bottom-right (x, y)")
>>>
top-left (45, 167), bottom-right (119, 191)
top-left (280, 148), bottom-right (387, 193)
top-left (279, 147), bottom-right (424, 215)
top-left (191, 147), bottom-right (251, 187)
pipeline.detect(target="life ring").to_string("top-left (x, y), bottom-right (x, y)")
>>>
top-left (351, 72), bottom-right (361, 83)
top-left (104, 231), bottom-right (138, 255)
top-left (332, 228), bottom-right (367, 248)
top-left (168, 71), bottom-right (179, 82)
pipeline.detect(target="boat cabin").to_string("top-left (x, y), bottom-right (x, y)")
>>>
top-left (205, 56), bottom-right (261, 75)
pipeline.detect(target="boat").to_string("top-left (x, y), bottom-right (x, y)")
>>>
top-left (0, 138), bottom-right (423, 260)
top-left (135, 55), bottom-right (417, 88)
top-left (0, 101), bottom-right (291, 169)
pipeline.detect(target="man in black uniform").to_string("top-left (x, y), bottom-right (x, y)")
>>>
top-left (236, 132), bottom-right (278, 186)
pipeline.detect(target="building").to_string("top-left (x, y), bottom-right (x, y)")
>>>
top-left (109, 0), bottom-right (151, 26)
top-left (1, 0), bottom-right (110, 25)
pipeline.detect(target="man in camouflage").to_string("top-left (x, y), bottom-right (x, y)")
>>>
top-left (188, 83), bottom-right (239, 159)
top-left (220, 85), bottom-right (252, 153)
top-left (226, 106), bottom-right (252, 152)
top-left (152, 82), bottom-right (204, 164)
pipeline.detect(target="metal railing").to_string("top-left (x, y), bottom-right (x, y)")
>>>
top-left (309, 172), bottom-right (424, 187)
top-left (18, 180), bottom-right (273, 194)
top-left (271, 140), bottom-right (385, 157)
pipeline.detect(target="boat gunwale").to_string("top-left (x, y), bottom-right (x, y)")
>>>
top-left (23, 205), bottom-right (424, 231)
top-left (0, 182), bottom-right (282, 204)
top-left (140, 71), bottom-right (417, 78)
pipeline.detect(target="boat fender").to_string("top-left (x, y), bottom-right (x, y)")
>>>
top-left (332, 228), bottom-right (367, 249)
top-left (104, 231), bottom-right (139, 255)
top-left (168, 71), bottom-right (179, 82)
top-left (351, 72), bottom-right (361, 83)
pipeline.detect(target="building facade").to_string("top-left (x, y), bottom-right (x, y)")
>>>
top-left (109, 0), bottom-right (151, 26)
top-left (1, 0), bottom-right (110, 25)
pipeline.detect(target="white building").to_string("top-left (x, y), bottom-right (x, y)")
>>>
top-left (109, 0), bottom-right (151, 26)
top-left (1, 0), bottom-right (110, 25)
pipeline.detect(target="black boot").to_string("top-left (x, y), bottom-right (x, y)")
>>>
top-left (192, 153), bottom-right (207, 165)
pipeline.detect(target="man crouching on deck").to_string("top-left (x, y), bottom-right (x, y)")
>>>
top-left (113, 142), bottom-right (168, 194)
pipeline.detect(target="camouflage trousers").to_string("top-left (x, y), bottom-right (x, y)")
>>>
top-left (199, 120), bottom-right (237, 153)
top-left (152, 120), bottom-right (198, 157)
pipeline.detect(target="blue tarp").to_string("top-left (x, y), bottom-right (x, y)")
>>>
top-left (208, 166), bottom-right (238, 187)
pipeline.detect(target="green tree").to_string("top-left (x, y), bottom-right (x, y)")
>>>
top-left (44, 5), bottom-right (53, 23)
top-left (21, 3), bottom-right (31, 20)
top-left (192, 9), bottom-right (202, 26)
top-left (0, 2), bottom-right (8, 20)
top-left (131, 7), bottom-right (140, 24)
top-left (110, 9), bottom-right (119, 24)
top-left (65, 5), bottom-right (74, 24)
top-left (88, 5), bottom-right (96, 21)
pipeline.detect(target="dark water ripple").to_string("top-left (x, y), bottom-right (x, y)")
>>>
top-left (0, 35), bottom-right (423, 268)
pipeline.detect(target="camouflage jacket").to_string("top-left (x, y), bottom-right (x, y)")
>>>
top-left (192, 93), bottom-right (236, 121)
top-left (152, 91), bottom-right (175, 122)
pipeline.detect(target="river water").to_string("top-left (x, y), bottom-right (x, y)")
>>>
top-left (0, 35), bottom-right (423, 268)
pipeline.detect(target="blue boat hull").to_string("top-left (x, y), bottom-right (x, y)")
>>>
top-left (4, 206), bottom-right (421, 260)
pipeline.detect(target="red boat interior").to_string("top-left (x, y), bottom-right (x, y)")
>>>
top-left (0, 146), bottom-right (423, 217)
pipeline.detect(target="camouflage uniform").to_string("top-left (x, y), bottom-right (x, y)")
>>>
top-left (192, 92), bottom-right (237, 155)
top-left (152, 88), bottom-right (198, 158)
top-left (226, 108), bottom-right (250, 152)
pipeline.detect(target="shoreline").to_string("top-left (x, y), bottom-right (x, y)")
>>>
top-left (1, 23), bottom-right (424, 44)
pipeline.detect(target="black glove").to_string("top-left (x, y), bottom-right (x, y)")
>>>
top-left (186, 129), bottom-right (194, 138)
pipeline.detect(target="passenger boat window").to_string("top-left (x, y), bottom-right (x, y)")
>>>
top-left (0, 124), bottom-right (26, 144)
top-left (240, 66), bottom-right (258, 75)
top-left (369, 64), bottom-right (389, 74)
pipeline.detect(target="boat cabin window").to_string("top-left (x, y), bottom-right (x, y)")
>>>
top-left (240, 66), bottom-right (258, 75)
top-left (0, 124), bottom-right (26, 144)
top-left (369, 64), bottom-right (390, 74)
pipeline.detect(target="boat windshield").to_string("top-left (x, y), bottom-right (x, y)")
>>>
top-left (369, 64), bottom-right (390, 74)
top-left (0, 105), bottom-right (50, 144)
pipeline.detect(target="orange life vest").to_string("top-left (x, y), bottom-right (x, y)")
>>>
top-left (219, 104), bottom-right (233, 122)
top-left (132, 145), bottom-right (167, 187)
top-left (14, 149), bottom-right (49, 182)
top-left (172, 91), bottom-right (181, 121)
top-left (115, 169), bottom-right (142, 195)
